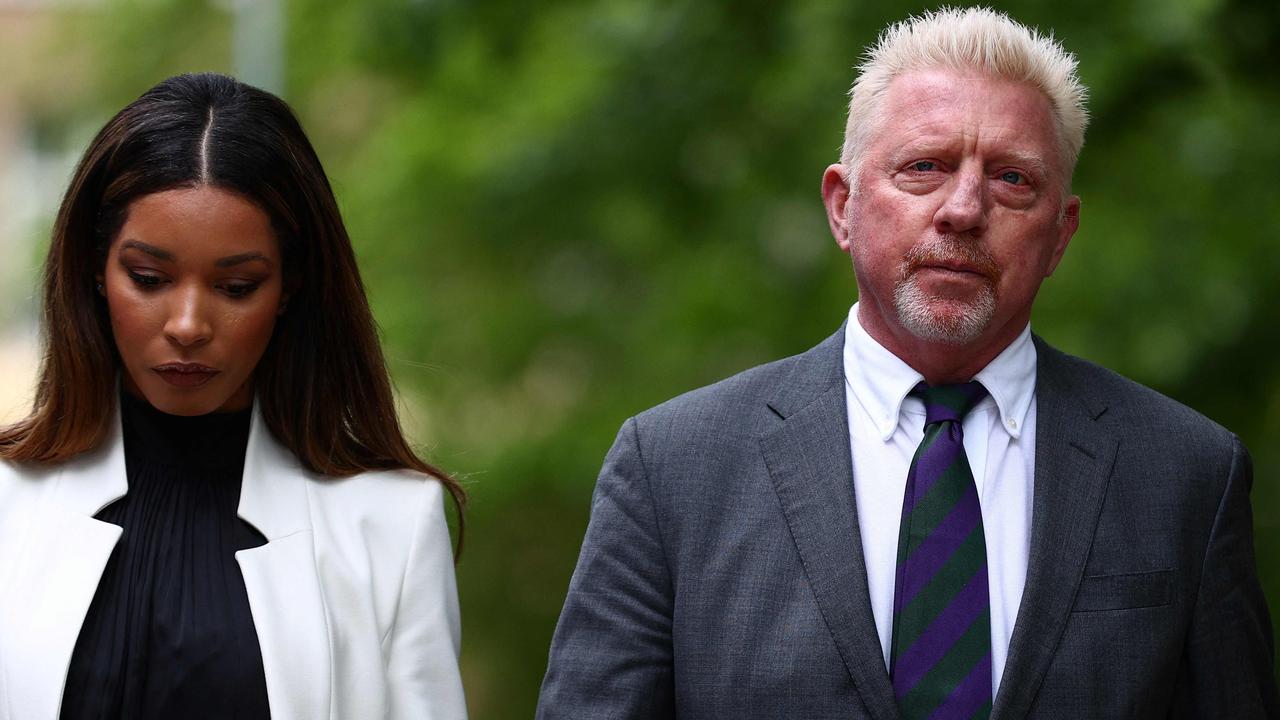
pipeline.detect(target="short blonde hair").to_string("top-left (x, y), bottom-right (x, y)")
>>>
top-left (841, 7), bottom-right (1088, 182)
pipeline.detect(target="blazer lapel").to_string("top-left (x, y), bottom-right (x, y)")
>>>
top-left (991, 339), bottom-right (1118, 719)
top-left (760, 328), bottom-right (900, 720)
top-left (0, 413), bottom-right (126, 720)
top-left (0, 401), bottom-right (333, 720)
top-left (235, 405), bottom-right (332, 720)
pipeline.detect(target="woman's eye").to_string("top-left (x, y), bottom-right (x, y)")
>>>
top-left (909, 161), bottom-right (937, 172)
top-left (222, 282), bottom-right (260, 298)
top-left (999, 170), bottom-right (1027, 185)
top-left (127, 271), bottom-right (164, 289)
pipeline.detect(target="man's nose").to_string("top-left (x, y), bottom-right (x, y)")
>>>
top-left (933, 167), bottom-right (988, 236)
top-left (163, 286), bottom-right (213, 347)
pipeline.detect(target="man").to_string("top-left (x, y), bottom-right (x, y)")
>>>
top-left (537, 8), bottom-right (1278, 719)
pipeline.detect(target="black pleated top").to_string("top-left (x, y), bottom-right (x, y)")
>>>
top-left (60, 392), bottom-right (272, 719)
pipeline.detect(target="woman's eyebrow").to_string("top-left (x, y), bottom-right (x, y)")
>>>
top-left (119, 241), bottom-right (271, 268)
top-left (215, 251), bottom-right (272, 268)
top-left (119, 240), bottom-right (174, 261)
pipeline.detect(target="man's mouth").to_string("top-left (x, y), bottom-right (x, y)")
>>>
top-left (914, 259), bottom-right (988, 278)
top-left (901, 236), bottom-right (1000, 283)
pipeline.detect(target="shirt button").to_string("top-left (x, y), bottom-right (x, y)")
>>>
top-left (1007, 418), bottom-right (1018, 430)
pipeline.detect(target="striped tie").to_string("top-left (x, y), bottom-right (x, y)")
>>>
top-left (890, 381), bottom-right (992, 720)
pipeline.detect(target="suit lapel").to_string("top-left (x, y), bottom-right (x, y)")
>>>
top-left (0, 412), bottom-right (126, 720)
top-left (235, 404), bottom-right (332, 720)
top-left (760, 328), bottom-right (900, 720)
top-left (991, 339), bottom-right (1118, 719)
top-left (0, 401), bottom-right (334, 719)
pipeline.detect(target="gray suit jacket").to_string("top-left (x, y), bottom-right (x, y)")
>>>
top-left (537, 327), bottom-right (1278, 719)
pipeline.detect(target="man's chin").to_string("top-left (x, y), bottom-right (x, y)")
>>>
top-left (892, 291), bottom-right (994, 346)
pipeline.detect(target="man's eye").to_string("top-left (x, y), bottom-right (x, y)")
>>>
top-left (999, 170), bottom-right (1027, 185)
top-left (909, 161), bottom-right (937, 172)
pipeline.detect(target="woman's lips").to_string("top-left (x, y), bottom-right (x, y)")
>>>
top-left (152, 363), bottom-right (220, 387)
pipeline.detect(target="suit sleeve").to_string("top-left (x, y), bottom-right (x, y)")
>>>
top-left (384, 479), bottom-right (468, 719)
top-left (1185, 437), bottom-right (1280, 717)
top-left (537, 417), bottom-right (677, 719)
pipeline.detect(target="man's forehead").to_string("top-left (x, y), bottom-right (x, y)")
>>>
top-left (872, 69), bottom-right (1060, 160)
top-left (881, 68), bottom-right (1054, 117)
top-left (883, 68), bottom-right (976, 100)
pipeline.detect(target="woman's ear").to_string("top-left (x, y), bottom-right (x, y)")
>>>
top-left (279, 272), bottom-right (301, 316)
top-left (94, 272), bottom-right (106, 297)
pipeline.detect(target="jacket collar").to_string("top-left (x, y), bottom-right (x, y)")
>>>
top-left (763, 328), bottom-right (1121, 720)
top-left (0, 395), bottom-right (330, 720)
top-left (236, 403), bottom-right (313, 539)
top-left (38, 396), bottom-right (313, 540)
top-left (761, 323), bottom-right (902, 720)
top-left (990, 337), bottom-right (1117, 719)
top-left (47, 401), bottom-right (128, 515)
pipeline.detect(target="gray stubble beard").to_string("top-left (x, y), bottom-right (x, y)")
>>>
top-left (892, 274), bottom-right (996, 345)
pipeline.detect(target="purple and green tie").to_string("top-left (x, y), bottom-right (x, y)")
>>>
top-left (890, 381), bottom-right (992, 720)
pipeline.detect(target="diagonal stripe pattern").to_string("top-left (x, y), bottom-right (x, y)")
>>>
top-left (890, 381), bottom-right (992, 720)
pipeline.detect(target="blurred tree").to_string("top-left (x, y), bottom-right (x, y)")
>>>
top-left (13, 0), bottom-right (1278, 715)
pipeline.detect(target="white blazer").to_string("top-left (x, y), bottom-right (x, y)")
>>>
top-left (0, 403), bottom-right (467, 720)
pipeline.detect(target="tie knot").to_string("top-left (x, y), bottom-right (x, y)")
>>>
top-left (911, 381), bottom-right (988, 426)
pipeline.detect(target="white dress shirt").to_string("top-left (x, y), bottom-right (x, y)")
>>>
top-left (842, 302), bottom-right (1037, 695)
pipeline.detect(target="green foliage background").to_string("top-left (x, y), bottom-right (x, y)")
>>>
top-left (13, 0), bottom-right (1280, 715)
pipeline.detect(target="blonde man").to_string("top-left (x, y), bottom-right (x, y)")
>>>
top-left (538, 8), bottom-right (1277, 719)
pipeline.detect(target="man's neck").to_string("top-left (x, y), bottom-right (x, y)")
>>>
top-left (855, 305), bottom-right (1029, 385)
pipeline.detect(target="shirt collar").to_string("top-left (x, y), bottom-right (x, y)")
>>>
top-left (842, 302), bottom-right (1036, 441)
top-left (972, 322), bottom-right (1036, 440)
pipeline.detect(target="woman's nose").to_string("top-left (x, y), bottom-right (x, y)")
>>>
top-left (163, 286), bottom-right (213, 347)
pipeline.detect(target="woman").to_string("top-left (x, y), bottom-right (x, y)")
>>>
top-left (0, 73), bottom-right (467, 719)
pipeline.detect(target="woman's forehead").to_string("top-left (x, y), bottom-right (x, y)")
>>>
top-left (114, 187), bottom-right (280, 264)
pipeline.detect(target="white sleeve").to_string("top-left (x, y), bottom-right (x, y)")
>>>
top-left (383, 479), bottom-right (467, 719)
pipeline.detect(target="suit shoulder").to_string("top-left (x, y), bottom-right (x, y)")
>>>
top-left (0, 456), bottom-right (19, 484)
top-left (631, 349), bottom-right (804, 435)
top-left (621, 329), bottom-right (843, 457)
top-left (317, 466), bottom-right (442, 490)
top-left (0, 457), bottom-right (56, 507)
top-left (305, 468), bottom-right (448, 538)
top-left (1040, 342), bottom-right (1239, 452)
top-left (309, 466), bottom-right (445, 504)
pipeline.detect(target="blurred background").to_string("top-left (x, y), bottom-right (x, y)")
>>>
top-left (1, 0), bottom-right (1277, 715)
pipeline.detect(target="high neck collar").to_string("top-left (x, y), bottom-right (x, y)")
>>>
top-left (119, 390), bottom-right (252, 469)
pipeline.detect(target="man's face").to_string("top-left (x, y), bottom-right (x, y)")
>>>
top-left (824, 68), bottom-right (1079, 360)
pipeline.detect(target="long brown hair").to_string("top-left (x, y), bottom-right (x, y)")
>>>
top-left (0, 73), bottom-right (465, 553)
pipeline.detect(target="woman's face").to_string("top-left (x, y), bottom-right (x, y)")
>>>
top-left (100, 186), bottom-right (286, 416)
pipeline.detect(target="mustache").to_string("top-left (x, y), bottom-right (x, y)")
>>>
top-left (901, 235), bottom-right (1000, 280)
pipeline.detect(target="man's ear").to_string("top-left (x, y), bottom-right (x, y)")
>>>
top-left (821, 164), bottom-right (853, 253)
top-left (1045, 194), bottom-right (1080, 277)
